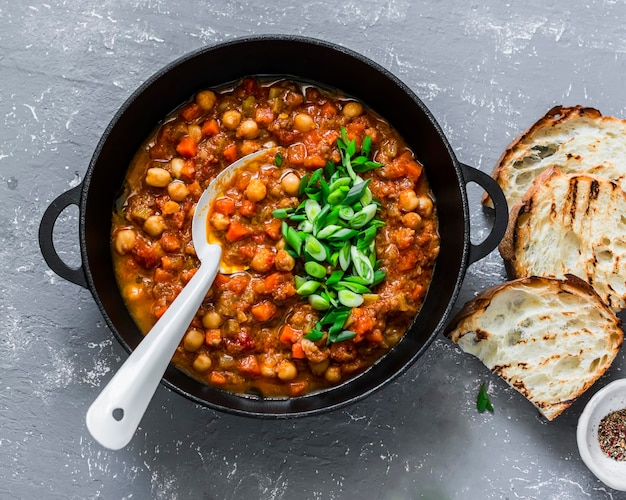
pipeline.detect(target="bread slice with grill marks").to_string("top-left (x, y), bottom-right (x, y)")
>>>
top-left (499, 167), bottom-right (626, 310)
top-left (445, 275), bottom-right (623, 421)
top-left (484, 105), bottom-right (626, 209)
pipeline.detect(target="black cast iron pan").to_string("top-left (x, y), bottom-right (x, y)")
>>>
top-left (39, 35), bottom-right (508, 417)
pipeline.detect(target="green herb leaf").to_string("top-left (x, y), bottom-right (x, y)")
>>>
top-left (275, 152), bottom-right (283, 167)
top-left (477, 383), bottom-right (494, 413)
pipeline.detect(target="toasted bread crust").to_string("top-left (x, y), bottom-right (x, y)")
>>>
top-left (482, 105), bottom-right (626, 208)
top-left (499, 167), bottom-right (626, 309)
top-left (445, 275), bottom-right (623, 420)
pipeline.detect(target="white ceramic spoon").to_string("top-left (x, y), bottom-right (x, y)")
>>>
top-left (86, 148), bottom-right (275, 450)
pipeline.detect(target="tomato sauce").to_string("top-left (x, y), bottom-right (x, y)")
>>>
top-left (111, 78), bottom-right (439, 397)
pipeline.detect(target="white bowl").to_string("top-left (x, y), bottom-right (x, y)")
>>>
top-left (577, 379), bottom-right (626, 491)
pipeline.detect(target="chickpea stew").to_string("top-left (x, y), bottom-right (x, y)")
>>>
top-left (111, 77), bottom-right (440, 398)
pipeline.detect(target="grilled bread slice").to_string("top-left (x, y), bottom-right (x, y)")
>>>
top-left (484, 105), bottom-right (626, 209)
top-left (499, 167), bottom-right (626, 310)
top-left (445, 275), bottom-right (623, 421)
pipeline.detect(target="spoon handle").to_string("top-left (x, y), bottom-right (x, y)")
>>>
top-left (85, 245), bottom-right (221, 450)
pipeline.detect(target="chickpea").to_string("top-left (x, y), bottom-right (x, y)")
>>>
top-left (192, 353), bottom-right (212, 372)
top-left (222, 109), bottom-right (242, 130)
top-left (342, 101), bottom-right (363, 119)
top-left (170, 158), bottom-right (185, 179)
top-left (276, 360), bottom-right (298, 381)
top-left (240, 140), bottom-right (260, 157)
top-left (145, 167), bottom-right (171, 188)
top-left (309, 358), bottom-right (330, 376)
top-left (402, 212), bottom-right (423, 229)
top-left (275, 249), bottom-right (295, 271)
top-left (183, 329), bottom-right (205, 352)
top-left (114, 229), bottom-right (136, 255)
top-left (251, 247), bottom-right (275, 273)
top-left (202, 310), bottom-right (223, 329)
top-left (260, 364), bottom-right (276, 378)
top-left (399, 189), bottom-right (419, 212)
top-left (209, 212), bottom-right (230, 231)
top-left (188, 124), bottom-right (202, 143)
top-left (123, 283), bottom-right (144, 302)
top-left (143, 215), bottom-right (166, 237)
top-left (196, 89), bottom-right (217, 110)
top-left (236, 119), bottom-right (260, 139)
top-left (293, 113), bottom-right (315, 132)
top-left (280, 172), bottom-right (300, 196)
top-left (416, 195), bottom-right (434, 217)
top-left (324, 366), bottom-right (342, 384)
top-left (245, 178), bottom-right (267, 202)
top-left (167, 181), bottom-right (189, 202)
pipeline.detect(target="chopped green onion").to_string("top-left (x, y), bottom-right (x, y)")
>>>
top-left (327, 228), bottom-right (358, 242)
top-left (342, 179), bottom-right (371, 206)
top-left (326, 270), bottom-right (344, 286)
top-left (282, 222), bottom-right (302, 256)
top-left (338, 206), bottom-right (354, 221)
top-left (309, 294), bottom-right (331, 310)
top-left (305, 261), bottom-right (327, 279)
top-left (297, 220), bottom-right (314, 233)
top-left (332, 330), bottom-right (357, 343)
top-left (316, 224), bottom-right (341, 240)
top-left (296, 280), bottom-right (321, 296)
top-left (338, 289), bottom-right (363, 308)
top-left (272, 208), bottom-right (292, 219)
top-left (305, 326), bottom-right (325, 342)
top-left (304, 235), bottom-right (327, 262)
top-left (305, 199), bottom-right (321, 223)
top-left (339, 241), bottom-right (351, 270)
top-left (275, 152), bottom-right (283, 167)
top-left (327, 185), bottom-right (349, 205)
top-left (351, 204), bottom-right (378, 229)
top-left (351, 246), bottom-right (375, 283)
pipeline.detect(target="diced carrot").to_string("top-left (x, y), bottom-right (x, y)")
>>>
top-left (209, 371), bottom-right (227, 385)
top-left (239, 199), bottom-right (257, 217)
top-left (225, 220), bottom-right (250, 242)
top-left (279, 324), bottom-right (299, 344)
top-left (160, 254), bottom-right (183, 271)
top-left (397, 249), bottom-right (419, 271)
top-left (201, 118), bottom-right (220, 136)
top-left (405, 160), bottom-right (423, 180)
top-left (159, 233), bottom-right (182, 253)
top-left (180, 159), bottom-right (196, 181)
top-left (227, 274), bottom-right (250, 294)
top-left (365, 329), bottom-right (384, 344)
top-left (254, 107), bottom-right (274, 125)
top-left (153, 304), bottom-right (168, 319)
top-left (181, 268), bottom-right (197, 284)
top-left (237, 354), bottom-right (261, 376)
top-left (213, 273), bottom-right (230, 288)
top-left (291, 342), bottom-right (306, 359)
top-left (188, 181), bottom-right (203, 198)
top-left (176, 137), bottom-right (198, 158)
top-left (223, 143), bottom-right (238, 163)
top-left (214, 197), bottom-right (236, 215)
top-left (289, 380), bottom-right (309, 396)
top-left (320, 101), bottom-right (337, 117)
top-left (409, 283), bottom-right (425, 301)
top-left (154, 267), bottom-right (174, 283)
top-left (251, 301), bottom-right (277, 322)
top-left (349, 307), bottom-right (376, 335)
top-left (287, 143), bottom-right (306, 164)
top-left (263, 272), bottom-right (282, 294)
top-left (303, 155), bottom-right (326, 169)
top-left (263, 219), bottom-right (282, 240)
top-left (179, 102), bottom-right (202, 121)
top-left (205, 328), bottom-right (222, 346)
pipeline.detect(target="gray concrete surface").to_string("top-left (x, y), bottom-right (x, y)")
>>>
top-left (2, 0), bottom-right (626, 498)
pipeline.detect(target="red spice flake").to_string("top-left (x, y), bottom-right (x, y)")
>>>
top-left (598, 408), bottom-right (626, 461)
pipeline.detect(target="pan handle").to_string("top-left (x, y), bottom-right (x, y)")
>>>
top-left (38, 184), bottom-right (88, 289)
top-left (460, 164), bottom-right (509, 264)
